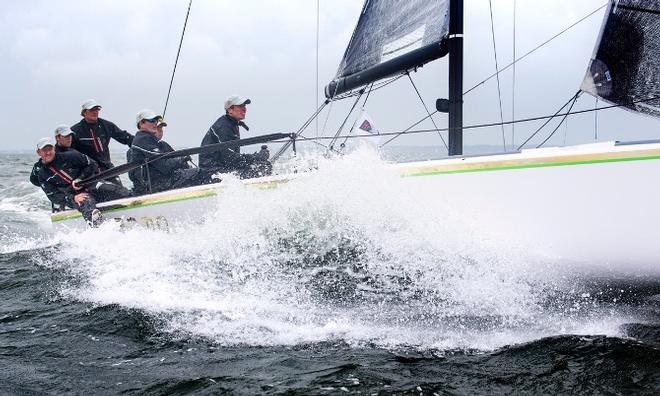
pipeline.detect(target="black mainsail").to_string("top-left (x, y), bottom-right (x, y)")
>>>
top-left (324, 0), bottom-right (450, 98)
top-left (581, 0), bottom-right (660, 117)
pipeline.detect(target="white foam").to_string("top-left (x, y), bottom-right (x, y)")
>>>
top-left (39, 149), bottom-right (639, 350)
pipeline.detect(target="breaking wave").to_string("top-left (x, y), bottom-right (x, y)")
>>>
top-left (21, 149), bottom-right (652, 350)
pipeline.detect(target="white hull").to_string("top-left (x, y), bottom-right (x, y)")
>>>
top-left (396, 142), bottom-right (660, 270)
top-left (52, 140), bottom-right (660, 270)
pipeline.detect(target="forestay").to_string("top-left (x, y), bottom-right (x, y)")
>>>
top-left (581, 0), bottom-right (660, 117)
top-left (325, 0), bottom-right (450, 98)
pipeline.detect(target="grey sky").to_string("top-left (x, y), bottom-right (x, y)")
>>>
top-left (1, 0), bottom-right (657, 152)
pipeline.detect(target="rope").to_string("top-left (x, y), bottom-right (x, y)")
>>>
top-left (407, 73), bottom-right (448, 149)
top-left (315, 0), bottom-right (320, 138)
top-left (562, 110), bottom-right (569, 146)
top-left (305, 3), bottom-right (606, 156)
top-left (340, 83), bottom-right (374, 148)
top-left (517, 91), bottom-right (581, 150)
top-left (379, 112), bottom-right (437, 147)
top-left (271, 101), bottom-right (329, 161)
top-left (163, 0), bottom-right (193, 118)
top-left (296, 95), bottom-right (660, 144)
top-left (488, 0), bottom-right (507, 151)
top-left (333, 74), bottom-right (404, 100)
top-left (321, 82), bottom-right (341, 136)
top-left (536, 93), bottom-right (580, 148)
top-left (328, 90), bottom-right (364, 151)
top-left (594, 97), bottom-right (599, 141)
top-left (357, 3), bottom-right (606, 151)
top-left (271, 75), bottom-right (403, 160)
top-left (511, 0), bottom-right (517, 150)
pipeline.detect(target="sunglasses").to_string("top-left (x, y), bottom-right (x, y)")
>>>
top-left (144, 117), bottom-right (161, 123)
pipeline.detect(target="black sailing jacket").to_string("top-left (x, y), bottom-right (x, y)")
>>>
top-left (71, 118), bottom-right (133, 171)
top-left (199, 114), bottom-right (253, 170)
top-left (126, 130), bottom-right (189, 193)
top-left (29, 145), bottom-right (72, 187)
top-left (35, 151), bottom-right (98, 207)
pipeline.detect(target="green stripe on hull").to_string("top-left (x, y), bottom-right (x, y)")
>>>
top-left (403, 153), bottom-right (660, 177)
top-left (52, 151), bottom-right (660, 224)
top-left (52, 190), bottom-right (218, 223)
top-left (52, 179), bottom-right (288, 224)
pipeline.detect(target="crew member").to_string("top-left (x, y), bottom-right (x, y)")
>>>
top-left (127, 110), bottom-right (217, 194)
top-left (71, 99), bottom-right (133, 184)
top-left (29, 125), bottom-right (76, 187)
top-left (33, 137), bottom-right (103, 226)
top-left (199, 95), bottom-right (271, 179)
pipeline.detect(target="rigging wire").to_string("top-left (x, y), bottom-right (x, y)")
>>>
top-left (562, 110), bottom-right (569, 146)
top-left (379, 2), bottom-right (605, 150)
top-left (163, 0), bottom-right (193, 118)
top-left (378, 112), bottom-right (438, 147)
top-left (594, 97), bottom-right (599, 140)
top-left (488, 0), bottom-right (507, 151)
top-left (316, 82), bottom-right (342, 153)
top-left (315, 0), bottom-right (320, 138)
top-left (516, 91), bottom-right (581, 150)
top-left (297, 95), bottom-right (660, 144)
top-left (275, 74), bottom-right (403, 158)
top-left (339, 83), bottom-right (374, 148)
top-left (535, 93), bottom-right (580, 148)
top-left (271, 101), bottom-right (329, 161)
top-left (328, 89), bottom-right (365, 151)
top-left (511, 0), bottom-right (517, 150)
top-left (463, 3), bottom-right (607, 96)
top-left (282, 3), bottom-right (607, 157)
top-left (407, 73), bottom-right (448, 149)
top-left (320, 98), bottom-right (336, 138)
top-left (334, 74), bottom-right (404, 100)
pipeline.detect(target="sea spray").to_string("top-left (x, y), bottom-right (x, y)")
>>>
top-left (33, 149), bottom-right (634, 350)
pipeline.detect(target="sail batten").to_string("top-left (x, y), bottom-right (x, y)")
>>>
top-left (582, 0), bottom-right (660, 118)
top-left (325, 0), bottom-right (450, 98)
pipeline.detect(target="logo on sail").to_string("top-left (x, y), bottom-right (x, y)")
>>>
top-left (359, 119), bottom-right (375, 134)
top-left (355, 111), bottom-right (379, 136)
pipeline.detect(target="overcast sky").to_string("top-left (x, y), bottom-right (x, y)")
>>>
top-left (1, 0), bottom-right (657, 153)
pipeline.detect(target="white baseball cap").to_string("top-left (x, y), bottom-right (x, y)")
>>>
top-left (224, 95), bottom-right (251, 110)
top-left (81, 99), bottom-right (102, 110)
top-left (135, 109), bottom-right (160, 124)
top-left (54, 124), bottom-right (74, 136)
top-left (36, 137), bottom-right (56, 149)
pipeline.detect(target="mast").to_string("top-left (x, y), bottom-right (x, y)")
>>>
top-left (448, 0), bottom-right (464, 156)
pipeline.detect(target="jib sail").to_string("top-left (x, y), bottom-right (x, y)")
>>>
top-left (325, 0), bottom-right (450, 98)
top-left (581, 0), bottom-right (660, 117)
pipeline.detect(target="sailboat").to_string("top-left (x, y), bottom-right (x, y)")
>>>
top-left (52, 0), bottom-right (660, 269)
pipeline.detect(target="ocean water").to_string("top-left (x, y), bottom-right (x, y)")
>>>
top-left (1, 149), bottom-right (659, 395)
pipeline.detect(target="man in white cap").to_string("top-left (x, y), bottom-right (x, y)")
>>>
top-left (54, 124), bottom-right (75, 152)
top-left (32, 137), bottom-right (103, 225)
top-left (199, 95), bottom-right (271, 178)
top-left (70, 99), bottom-right (133, 178)
top-left (127, 109), bottom-right (216, 194)
top-left (29, 124), bottom-right (76, 187)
